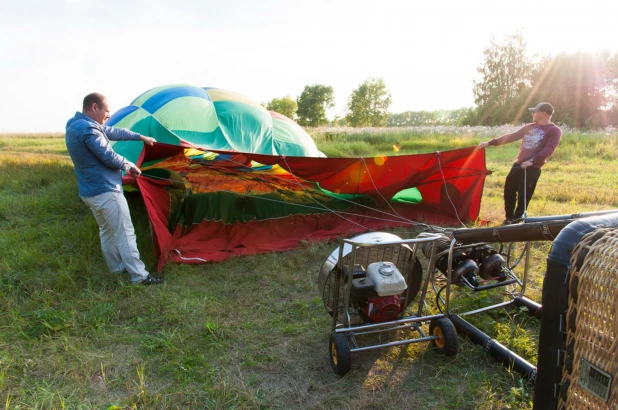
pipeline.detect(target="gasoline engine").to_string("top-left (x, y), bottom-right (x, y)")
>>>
top-left (344, 261), bottom-right (408, 322)
top-left (422, 234), bottom-right (508, 287)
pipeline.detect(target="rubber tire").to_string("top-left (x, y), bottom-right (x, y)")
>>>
top-left (429, 317), bottom-right (459, 357)
top-left (329, 332), bottom-right (352, 376)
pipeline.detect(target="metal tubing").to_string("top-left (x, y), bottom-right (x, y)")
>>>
top-left (402, 241), bottom-right (421, 318)
top-left (342, 244), bottom-right (357, 327)
top-left (445, 237), bottom-right (457, 314)
top-left (417, 236), bottom-right (439, 317)
top-left (335, 313), bottom-right (444, 333)
top-left (343, 234), bottom-right (443, 249)
top-left (462, 278), bottom-right (518, 291)
top-left (506, 269), bottom-right (524, 287)
top-left (453, 220), bottom-right (572, 244)
top-left (524, 209), bottom-right (618, 223)
top-left (459, 300), bottom-right (515, 317)
top-left (520, 241), bottom-right (531, 295)
top-left (450, 314), bottom-right (537, 382)
top-left (351, 323), bottom-right (420, 337)
top-left (350, 334), bottom-right (359, 349)
top-left (330, 244), bottom-right (346, 331)
top-left (513, 296), bottom-right (542, 317)
top-left (350, 335), bottom-right (438, 353)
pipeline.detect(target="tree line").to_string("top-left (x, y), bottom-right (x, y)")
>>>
top-left (265, 78), bottom-right (393, 127)
top-left (264, 33), bottom-right (618, 129)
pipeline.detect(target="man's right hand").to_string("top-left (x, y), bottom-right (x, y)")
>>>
top-left (124, 161), bottom-right (142, 177)
top-left (128, 166), bottom-right (142, 177)
top-left (478, 141), bottom-right (489, 149)
top-left (140, 135), bottom-right (156, 146)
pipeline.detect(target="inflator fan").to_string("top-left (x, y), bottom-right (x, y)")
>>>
top-left (319, 232), bottom-right (423, 325)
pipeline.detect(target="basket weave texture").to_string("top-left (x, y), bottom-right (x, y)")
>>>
top-left (560, 228), bottom-right (618, 409)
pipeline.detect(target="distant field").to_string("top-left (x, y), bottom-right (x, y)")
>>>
top-left (0, 127), bottom-right (616, 409)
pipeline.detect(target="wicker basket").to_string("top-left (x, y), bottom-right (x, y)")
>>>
top-left (559, 228), bottom-right (618, 410)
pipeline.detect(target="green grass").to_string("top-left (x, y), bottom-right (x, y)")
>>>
top-left (1, 127), bottom-right (617, 409)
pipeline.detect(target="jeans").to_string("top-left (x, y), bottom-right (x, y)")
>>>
top-left (81, 191), bottom-right (149, 283)
top-left (504, 163), bottom-right (542, 220)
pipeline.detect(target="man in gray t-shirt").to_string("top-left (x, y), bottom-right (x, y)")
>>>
top-left (478, 102), bottom-right (562, 224)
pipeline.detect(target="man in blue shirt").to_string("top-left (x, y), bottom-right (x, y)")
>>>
top-left (66, 93), bottom-right (163, 285)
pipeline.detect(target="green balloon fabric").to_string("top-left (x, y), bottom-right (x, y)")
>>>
top-left (106, 84), bottom-right (322, 163)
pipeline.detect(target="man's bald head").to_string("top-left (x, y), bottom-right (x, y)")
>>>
top-left (83, 93), bottom-right (107, 112)
top-left (82, 93), bottom-right (110, 125)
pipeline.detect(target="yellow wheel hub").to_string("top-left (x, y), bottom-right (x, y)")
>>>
top-left (433, 326), bottom-right (445, 348)
top-left (331, 342), bottom-right (338, 365)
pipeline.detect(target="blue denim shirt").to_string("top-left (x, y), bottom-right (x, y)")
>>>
top-left (66, 111), bottom-right (142, 198)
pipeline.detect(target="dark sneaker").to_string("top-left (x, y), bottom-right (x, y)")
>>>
top-left (141, 275), bottom-right (164, 285)
top-left (502, 219), bottom-right (513, 226)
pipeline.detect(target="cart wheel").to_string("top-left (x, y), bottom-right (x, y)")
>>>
top-left (329, 332), bottom-right (351, 376)
top-left (429, 317), bottom-right (458, 357)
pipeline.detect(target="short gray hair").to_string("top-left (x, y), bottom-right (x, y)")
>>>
top-left (82, 93), bottom-right (107, 111)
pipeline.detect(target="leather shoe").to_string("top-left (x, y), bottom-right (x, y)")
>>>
top-left (141, 275), bottom-right (164, 285)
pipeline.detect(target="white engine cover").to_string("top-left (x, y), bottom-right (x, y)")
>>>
top-left (367, 261), bottom-right (407, 296)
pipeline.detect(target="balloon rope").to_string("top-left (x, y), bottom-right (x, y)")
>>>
top-left (360, 158), bottom-right (412, 222)
top-left (141, 174), bottom-right (420, 226)
top-left (217, 154), bottom-right (445, 230)
top-left (435, 152), bottom-right (466, 228)
top-left (359, 158), bottom-right (450, 232)
top-left (279, 156), bottom-right (375, 232)
top-left (522, 167), bottom-right (528, 222)
top-left (139, 150), bottom-right (457, 233)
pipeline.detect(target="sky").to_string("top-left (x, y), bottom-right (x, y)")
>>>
top-left (1, 0), bottom-right (618, 133)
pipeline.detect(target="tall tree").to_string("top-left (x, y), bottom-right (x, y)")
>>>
top-left (265, 95), bottom-right (297, 119)
top-left (296, 85), bottom-right (334, 127)
top-left (530, 52), bottom-right (614, 128)
top-left (607, 53), bottom-right (618, 126)
top-left (471, 32), bottom-right (533, 125)
top-left (346, 77), bottom-right (392, 127)
top-left (608, 52), bottom-right (618, 105)
top-left (468, 33), bottom-right (618, 127)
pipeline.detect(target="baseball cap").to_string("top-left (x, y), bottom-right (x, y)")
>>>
top-left (528, 102), bottom-right (554, 116)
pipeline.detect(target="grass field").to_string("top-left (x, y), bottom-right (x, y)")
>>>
top-left (0, 128), bottom-right (616, 409)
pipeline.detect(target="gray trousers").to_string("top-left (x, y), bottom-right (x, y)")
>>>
top-left (81, 191), bottom-right (149, 283)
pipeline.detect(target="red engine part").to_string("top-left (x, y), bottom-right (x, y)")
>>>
top-left (362, 295), bottom-right (402, 322)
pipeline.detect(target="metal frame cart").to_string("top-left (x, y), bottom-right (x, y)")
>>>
top-left (319, 232), bottom-right (460, 376)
